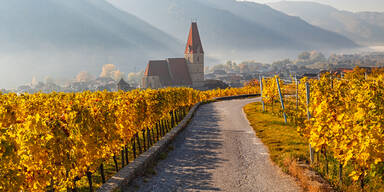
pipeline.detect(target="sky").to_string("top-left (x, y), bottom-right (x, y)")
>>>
top-left (242, 0), bottom-right (384, 12)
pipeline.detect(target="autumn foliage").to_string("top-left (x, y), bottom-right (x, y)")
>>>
top-left (261, 69), bottom-right (384, 189)
top-left (0, 86), bottom-right (259, 191)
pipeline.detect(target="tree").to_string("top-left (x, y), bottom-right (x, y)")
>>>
top-left (298, 51), bottom-right (310, 60)
top-left (309, 51), bottom-right (326, 63)
top-left (239, 63), bottom-right (250, 73)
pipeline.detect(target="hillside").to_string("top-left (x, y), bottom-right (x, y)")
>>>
top-left (269, 1), bottom-right (384, 46)
top-left (0, 0), bottom-right (181, 88)
top-left (107, 0), bottom-right (357, 61)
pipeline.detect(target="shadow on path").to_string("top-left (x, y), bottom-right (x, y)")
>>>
top-left (126, 103), bottom-right (226, 192)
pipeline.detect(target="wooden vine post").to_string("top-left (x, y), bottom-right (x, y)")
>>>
top-left (142, 130), bottom-right (147, 151)
top-left (156, 123), bottom-right (160, 141)
top-left (259, 75), bottom-right (265, 112)
top-left (121, 149), bottom-right (125, 168)
top-left (161, 120), bottom-right (165, 136)
top-left (132, 137), bottom-right (137, 159)
top-left (276, 77), bottom-right (287, 124)
top-left (86, 170), bottom-right (93, 192)
top-left (170, 111), bottom-right (175, 127)
top-left (136, 133), bottom-right (142, 154)
top-left (113, 155), bottom-right (119, 172)
top-left (306, 82), bottom-right (314, 164)
top-left (99, 163), bottom-right (106, 184)
top-left (147, 128), bottom-right (152, 146)
top-left (295, 76), bottom-right (299, 111)
top-left (125, 145), bottom-right (129, 164)
top-left (151, 127), bottom-right (155, 144)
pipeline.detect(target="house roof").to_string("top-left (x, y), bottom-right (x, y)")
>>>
top-left (118, 78), bottom-right (130, 87)
top-left (167, 58), bottom-right (192, 85)
top-left (185, 22), bottom-right (204, 54)
top-left (144, 60), bottom-right (173, 86)
top-left (118, 78), bottom-right (133, 91)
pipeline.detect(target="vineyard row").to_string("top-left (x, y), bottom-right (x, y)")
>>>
top-left (260, 68), bottom-right (384, 190)
top-left (0, 86), bottom-right (259, 191)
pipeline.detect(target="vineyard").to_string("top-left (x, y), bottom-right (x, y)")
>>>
top-left (0, 86), bottom-right (259, 191)
top-left (260, 67), bottom-right (384, 191)
top-left (2, 67), bottom-right (384, 191)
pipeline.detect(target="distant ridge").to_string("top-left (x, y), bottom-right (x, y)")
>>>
top-left (269, 1), bottom-right (384, 46)
top-left (0, 0), bottom-right (181, 88)
top-left (108, 0), bottom-right (357, 60)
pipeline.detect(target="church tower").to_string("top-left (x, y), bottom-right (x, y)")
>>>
top-left (185, 22), bottom-right (204, 88)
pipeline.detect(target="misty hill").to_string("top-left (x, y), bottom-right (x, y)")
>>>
top-left (108, 0), bottom-right (357, 61)
top-left (0, 0), bottom-right (181, 88)
top-left (269, 1), bottom-right (384, 46)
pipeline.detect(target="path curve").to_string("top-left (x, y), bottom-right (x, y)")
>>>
top-left (126, 98), bottom-right (301, 192)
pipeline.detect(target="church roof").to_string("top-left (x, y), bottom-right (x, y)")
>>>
top-left (144, 60), bottom-right (173, 86)
top-left (167, 58), bottom-right (192, 85)
top-left (185, 22), bottom-right (204, 54)
top-left (144, 58), bottom-right (192, 87)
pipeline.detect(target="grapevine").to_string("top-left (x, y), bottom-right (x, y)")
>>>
top-left (0, 86), bottom-right (259, 191)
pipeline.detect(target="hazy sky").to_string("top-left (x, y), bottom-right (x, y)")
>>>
top-left (242, 0), bottom-right (384, 12)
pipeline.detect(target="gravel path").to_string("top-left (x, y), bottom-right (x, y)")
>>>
top-left (126, 98), bottom-right (302, 192)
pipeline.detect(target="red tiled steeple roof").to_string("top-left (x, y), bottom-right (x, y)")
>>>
top-left (185, 22), bottom-right (204, 54)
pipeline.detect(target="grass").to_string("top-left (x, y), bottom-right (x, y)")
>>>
top-left (243, 102), bottom-right (309, 172)
top-left (244, 102), bottom-right (384, 192)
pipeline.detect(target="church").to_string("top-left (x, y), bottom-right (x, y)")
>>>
top-left (142, 22), bottom-right (204, 89)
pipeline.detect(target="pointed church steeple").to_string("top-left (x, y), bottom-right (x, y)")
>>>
top-left (185, 22), bottom-right (204, 54)
top-left (184, 22), bottom-right (204, 88)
